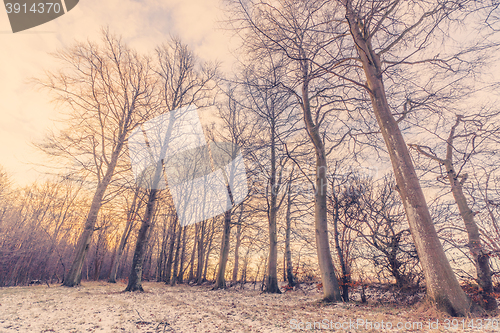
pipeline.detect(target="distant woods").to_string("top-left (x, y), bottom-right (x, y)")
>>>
top-left (1, 0), bottom-right (500, 317)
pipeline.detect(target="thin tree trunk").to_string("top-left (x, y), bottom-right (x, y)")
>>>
top-left (242, 247), bottom-right (251, 284)
top-left (93, 231), bottom-right (105, 281)
top-left (215, 211), bottom-right (231, 289)
top-left (164, 216), bottom-right (177, 284)
top-left (283, 252), bottom-right (286, 282)
top-left (260, 258), bottom-right (268, 291)
top-left (196, 220), bottom-right (205, 285)
top-left (109, 187), bottom-right (141, 283)
top-left (445, 164), bottom-right (496, 310)
top-left (332, 187), bottom-right (348, 301)
top-left (285, 180), bottom-right (296, 287)
top-left (232, 210), bottom-right (243, 282)
top-left (443, 118), bottom-right (496, 310)
top-left (170, 223), bottom-right (183, 286)
top-left (410, 116), bottom-right (497, 311)
top-left (203, 220), bottom-right (215, 282)
top-left (188, 224), bottom-right (199, 282)
top-left (124, 188), bottom-right (158, 292)
top-left (265, 128), bottom-right (281, 293)
top-left (156, 219), bottom-right (168, 282)
top-left (142, 214), bottom-right (157, 280)
top-left (64, 147), bottom-right (123, 287)
top-left (344, 3), bottom-right (472, 315)
top-left (177, 225), bottom-right (188, 283)
top-left (265, 204), bottom-right (280, 292)
top-left (119, 242), bottom-right (131, 280)
top-left (300, 76), bottom-right (341, 302)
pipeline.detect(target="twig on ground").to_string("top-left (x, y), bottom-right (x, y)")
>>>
top-left (135, 309), bottom-right (144, 321)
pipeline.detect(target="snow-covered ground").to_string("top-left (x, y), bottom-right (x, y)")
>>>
top-left (0, 281), bottom-right (498, 332)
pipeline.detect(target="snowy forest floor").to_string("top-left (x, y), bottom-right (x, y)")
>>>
top-left (0, 281), bottom-right (498, 332)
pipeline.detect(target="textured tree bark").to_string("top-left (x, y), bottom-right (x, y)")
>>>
top-left (444, 157), bottom-right (496, 308)
top-left (343, 2), bottom-right (472, 315)
top-left (265, 205), bottom-right (280, 293)
top-left (214, 212), bottom-right (232, 289)
top-left (265, 128), bottom-right (281, 293)
top-left (301, 77), bottom-right (342, 302)
top-left (125, 188), bottom-right (158, 292)
top-left (142, 226), bottom-right (156, 281)
top-left (452, 178), bottom-right (495, 308)
top-left (410, 116), bottom-right (497, 311)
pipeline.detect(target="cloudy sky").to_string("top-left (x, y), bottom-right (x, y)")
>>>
top-left (0, 0), bottom-right (235, 186)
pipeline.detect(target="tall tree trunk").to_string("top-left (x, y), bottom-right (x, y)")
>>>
top-left (410, 116), bottom-right (497, 311)
top-left (215, 211), bottom-right (232, 289)
top-left (242, 247), bottom-right (251, 284)
top-left (109, 187), bottom-right (141, 283)
top-left (156, 219), bottom-right (168, 282)
top-left (332, 188), bottom-right (349, 301)
top-left (142, 215), bottom-right (157, 280)
top-left (125, 188), bottom-right (158, 292)
top-left (265, 129), bottom-right (281, 293)
top-left (118, 242), bottom-right (131, 280)
top-left (93, 231), bottom-right (105, 281)
top-left (188, 224), bottom-right (198, 282)
top-left (344, 3), bottom-right (472, 315)
top-left (196, 220), bottom-right (206, 284)
top-left (170, 224), bottom-right (183, 286)
top-left (445, 162), bottom-right (496, 310)
top-left (438, 121), bottom-right (497, 311)
top-left (285, 180), bottom-right (296, 287)
top-left (164, 216), bottom-right (177, 284)
top-left (301, 76), bottom-right (341, 302)
top-left (265, 204), bottom-right (280, 293)
top-left (64, 146), bottom-right (123, 287)
top-left (177, 225), bottom-right (188, 283)
top-left (232, 210), bottom-right (243, 282)
top-left (203, 220), bottom-right (215, 282)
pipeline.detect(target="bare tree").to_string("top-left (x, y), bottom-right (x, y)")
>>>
top-left (284, 167), bottom-right (299, 287)
top-left (0, 178), bottom-right (88, 286)
top-left (356, 176), bottom-right (421, 289)
top-left (176, 223), bottom-right (189, 283)
top-left (125, 189), bottom-right (163, 291)
top-left (231, 203), bottom-right (246, 283)
top-left (328, 165), bottom-right (360, 301)
top-left (35, 29), bottom-right (155, 287)
top-left (125, 37), bottom-right (218, 292)
top-left (328, 0), bottom-right (499, 315)
top-left (108, 185), bottom-right (144, 283)
top-left (409, 113), bottom-right (499, 310)
top-left (228, 0), bottom-right (359, 301)
top-left (234, 61), bottom-right (299, 293)
top-left (211, 86), bottom-right (251, 289)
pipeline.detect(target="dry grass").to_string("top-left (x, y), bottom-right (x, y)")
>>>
top-left (0, 281), bottom-right (498, 332)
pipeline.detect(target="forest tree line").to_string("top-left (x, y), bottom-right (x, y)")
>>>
top-left (1, 0), bottom-right (500, 317)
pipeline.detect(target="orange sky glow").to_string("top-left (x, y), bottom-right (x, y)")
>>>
top-left (0, 0), bottom-right (235, 186)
